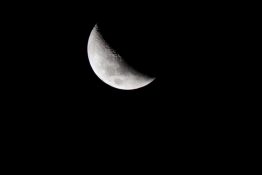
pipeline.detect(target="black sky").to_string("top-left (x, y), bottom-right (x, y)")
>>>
top-left (3, 1), bottom-right (240, 139)
top-left (1, 2), bottom-right (255, 168)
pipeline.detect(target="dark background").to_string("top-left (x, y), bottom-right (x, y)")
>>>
top-left (3, 1), bottom-right (244, 152)
top-left (1, 2), bottom-right (258, 170)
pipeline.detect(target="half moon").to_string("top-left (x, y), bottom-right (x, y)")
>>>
top-left (87, 24), bottom-right (155, 90)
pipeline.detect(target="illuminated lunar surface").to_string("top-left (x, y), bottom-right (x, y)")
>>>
top-left (87, 24), bottom-right (155, 90)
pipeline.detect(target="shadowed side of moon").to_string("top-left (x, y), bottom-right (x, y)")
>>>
top-left (87, 24), bottom-right (155, 90)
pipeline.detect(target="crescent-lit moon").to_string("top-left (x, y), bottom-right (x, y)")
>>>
top-left (87, 24), bottom-right (155, 90)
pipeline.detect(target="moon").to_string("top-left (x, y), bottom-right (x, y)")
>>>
top-left (87, 24), bottom-right (155, 90)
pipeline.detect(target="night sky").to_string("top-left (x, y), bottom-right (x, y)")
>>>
top-left (4, 2), bottom-right (239, 144)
